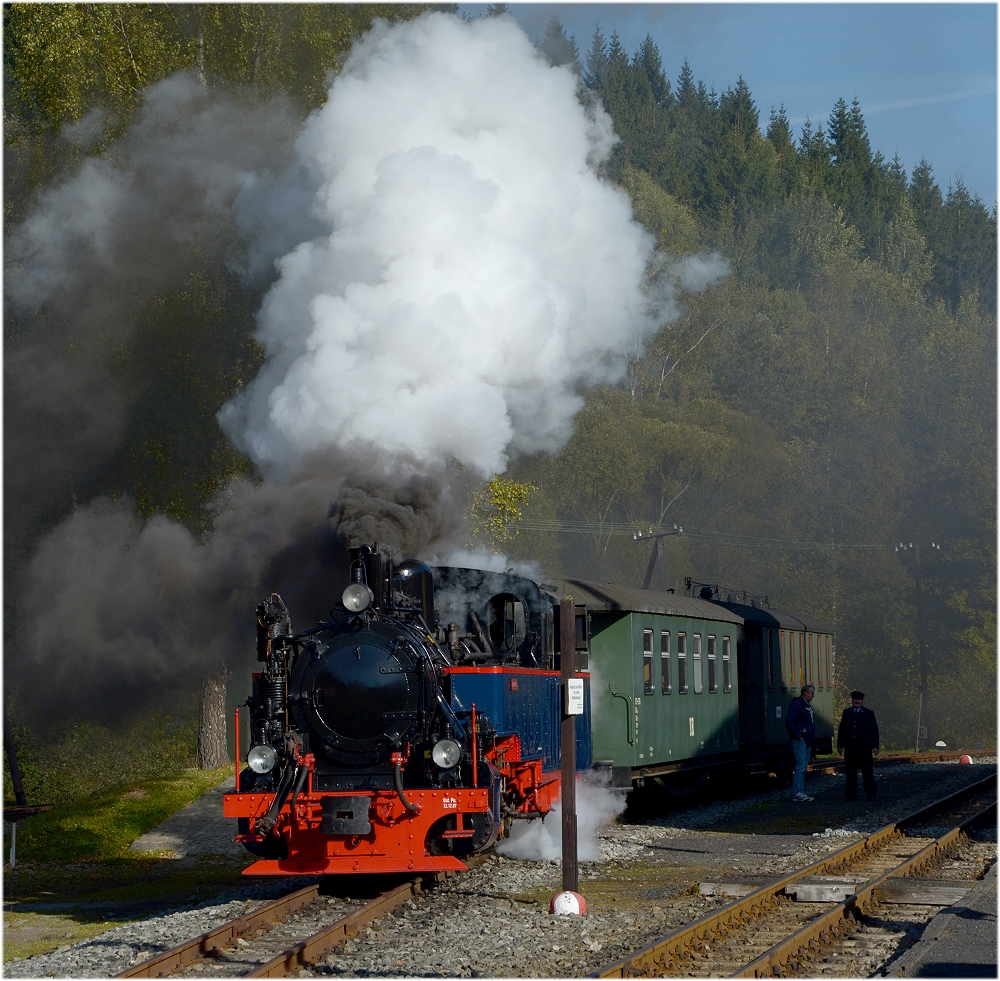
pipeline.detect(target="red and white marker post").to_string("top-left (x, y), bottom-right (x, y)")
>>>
top-left (551, 593), bottom-right (586, 916)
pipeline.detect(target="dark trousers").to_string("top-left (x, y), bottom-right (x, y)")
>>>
top-left (844, 748), bottom-right (876, 800)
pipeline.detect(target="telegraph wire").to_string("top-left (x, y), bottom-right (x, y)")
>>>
top-left (513, 518), bottom-right (945, 552)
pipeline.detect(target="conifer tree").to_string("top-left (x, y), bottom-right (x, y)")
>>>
top-left (583, 25), bottom-right (608, 94)
top-left (538, 16), bottom-right (580, 73)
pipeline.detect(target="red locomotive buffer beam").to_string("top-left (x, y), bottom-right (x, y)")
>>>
top-left (484, 733), bottom-right (561, 817)
top-left (224, 786), bottom-right (491, 875)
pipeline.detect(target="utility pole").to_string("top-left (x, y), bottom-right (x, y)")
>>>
top-left (896, 542), bottom-right (940, 751)
top-left (635, 524), bottom-right (683, 591)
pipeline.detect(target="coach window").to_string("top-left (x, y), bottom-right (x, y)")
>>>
top-left (677, 632), bottom-right (688, 693)
top-left (809, 634), bottom-right (816, 685)
top-left (707, 635), bottom-right (718, 693)
top-left (642, 629), bottom-right (655, 695)
top-left (779, 630), bottom-right (787, 688)
top-left (825, 636), bottom-right (831, 689)
top-left (692, 633), bottom-right (703, 693)
top-left (767, 630), bottom-right (776, 688)
top-left (722, 636), bottom-right (732, 693)
top-left (797, 632), bottom-right (805, 687)
top-left (660, 631), bottom-right (672, 694)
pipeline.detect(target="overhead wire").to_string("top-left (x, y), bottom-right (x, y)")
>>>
top-left (513, 519), bottom-right (944, 552)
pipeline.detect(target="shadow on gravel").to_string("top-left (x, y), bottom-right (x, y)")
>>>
top-left (620, 763), bottom-right (995, 837)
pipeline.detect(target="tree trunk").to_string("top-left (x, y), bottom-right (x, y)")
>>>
top-left (198, 666), bottom-right (229, 769)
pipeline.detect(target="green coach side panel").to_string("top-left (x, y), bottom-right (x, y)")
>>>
top-left (628, 612), bottom-right (741, 768)
top-left (587, 611), bottom-right (635, 767)
top-left (547, 578), bottom-right (744, 775)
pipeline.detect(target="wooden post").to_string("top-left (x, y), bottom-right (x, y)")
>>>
top-left (560, 594), bottom-right (578, 894)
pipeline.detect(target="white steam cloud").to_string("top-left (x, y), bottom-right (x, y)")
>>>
top-left (497, 776), bottom-right (628, 862)
top-left (9, 11), bottom-right (728, 720)
top-left (221, 13), bottom-right (661, 476)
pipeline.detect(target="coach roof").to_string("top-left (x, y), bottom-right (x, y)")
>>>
top-left (708, 600), bottom-right (834, 635)
top-left (541, 578), bottom-right (744, 625)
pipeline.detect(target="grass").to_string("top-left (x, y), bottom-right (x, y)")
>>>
top-left (3, 765), bottom-right (247, 963)
top-left (4, 765), bottom-right (232, 864)
top-left (3, 911), bottom-right (134, 961)
top-left (3, 854), bottom-right (254, 962)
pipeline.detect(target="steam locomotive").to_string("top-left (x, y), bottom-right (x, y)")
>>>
top-left (224, 541), bottom-right (834, 876)
top-left (223, 543), bottom-right (592, 876)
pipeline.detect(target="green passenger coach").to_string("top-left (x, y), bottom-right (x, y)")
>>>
top-left (548, 579), bottom-right (744, 788)
top-left (687, 584), bottom-right (836, 762)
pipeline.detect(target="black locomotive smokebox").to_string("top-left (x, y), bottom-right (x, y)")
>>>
top-left (288, 620), bottom-right (424, 767)
top-left (321, 795), bottom-right (373, 835)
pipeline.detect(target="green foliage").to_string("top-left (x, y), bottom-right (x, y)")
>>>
top-left (4, 3), bottom-right (433, 220)
top-left (619, 165), bottom-right (701, 254)
top-left (509, 27), bottom-right (996, 746)
top-left (3, 766), bottom-right (231, 863)
top-left (4, 709), bottom-right (198, 805)
top-left (469, 476), bottom-right (535, 552)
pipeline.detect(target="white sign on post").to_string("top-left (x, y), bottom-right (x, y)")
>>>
top-left (566, 678), bottom-right (585, 716)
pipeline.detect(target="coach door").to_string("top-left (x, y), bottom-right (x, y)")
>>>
top-left (736, 625), bottom-right (765, 763)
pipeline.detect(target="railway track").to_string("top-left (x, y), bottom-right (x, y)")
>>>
top-left (115, 862), bottom-right (485, 979)
top-left (114, 764), bottom-right (994, 980)
top-left (593, 772), bottom-right (996, 978)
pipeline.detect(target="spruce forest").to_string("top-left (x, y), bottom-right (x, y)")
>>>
top-left (512, 19), bottom-right (996, 748)
top-left (3, 6), bottom-right (995, 800)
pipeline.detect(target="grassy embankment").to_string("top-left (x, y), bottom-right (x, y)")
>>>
top-left (3, 765), bottom-right (243, 962)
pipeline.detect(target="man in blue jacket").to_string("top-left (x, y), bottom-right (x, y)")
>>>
top-left (786, 684), bottom-right (816, 801)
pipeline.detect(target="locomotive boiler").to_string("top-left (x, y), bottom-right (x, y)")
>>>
top-left (224, 543), bottom-right (592, 876)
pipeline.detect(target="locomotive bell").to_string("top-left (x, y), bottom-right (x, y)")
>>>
top-left (394, 559), bottom-right (434, 622)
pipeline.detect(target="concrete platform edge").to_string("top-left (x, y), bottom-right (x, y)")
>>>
top-left (884, 862), bottom-right (997, 978)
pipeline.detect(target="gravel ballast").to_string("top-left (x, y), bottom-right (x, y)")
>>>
top-left (5, 759), bottom-right (994, 978)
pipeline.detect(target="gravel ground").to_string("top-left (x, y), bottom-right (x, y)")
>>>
top-left (5, 759), bottom-right (994, 979)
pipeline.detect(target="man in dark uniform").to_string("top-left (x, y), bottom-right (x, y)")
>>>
top-left (837, 690), bottom-right (880, 800)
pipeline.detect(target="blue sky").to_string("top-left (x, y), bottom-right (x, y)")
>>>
top-left (462, 3), bottom-right (998, 206)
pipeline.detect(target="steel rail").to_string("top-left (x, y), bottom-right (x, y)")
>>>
top-left (592, 772), bottom-right (996, 979)
top-left (241, 857), bottom-right (487, 977)
top-left (734, 791), bottom-right (998, 978)
top-left (116, 883), bottom-right (321, 978)
top-left (244, 877), bottom-right (423, 977)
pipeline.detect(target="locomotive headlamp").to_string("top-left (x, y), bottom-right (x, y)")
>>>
top-left (432, 738), bottom-right (461, 769)
top-left (342, 582), bottom-right (374, 613)
top-left (248, 744), bottom-right (277, 774)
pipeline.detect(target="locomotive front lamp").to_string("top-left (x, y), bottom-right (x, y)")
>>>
top-left (342, 582), bottom-right (374, 612)
top-left (247, 744), bottom-right (277, 774)
top-left (432, 738), bottom-right (461, 769)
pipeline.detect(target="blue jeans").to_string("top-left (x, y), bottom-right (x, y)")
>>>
top-left (791, 738), bottom-right (810, 794)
